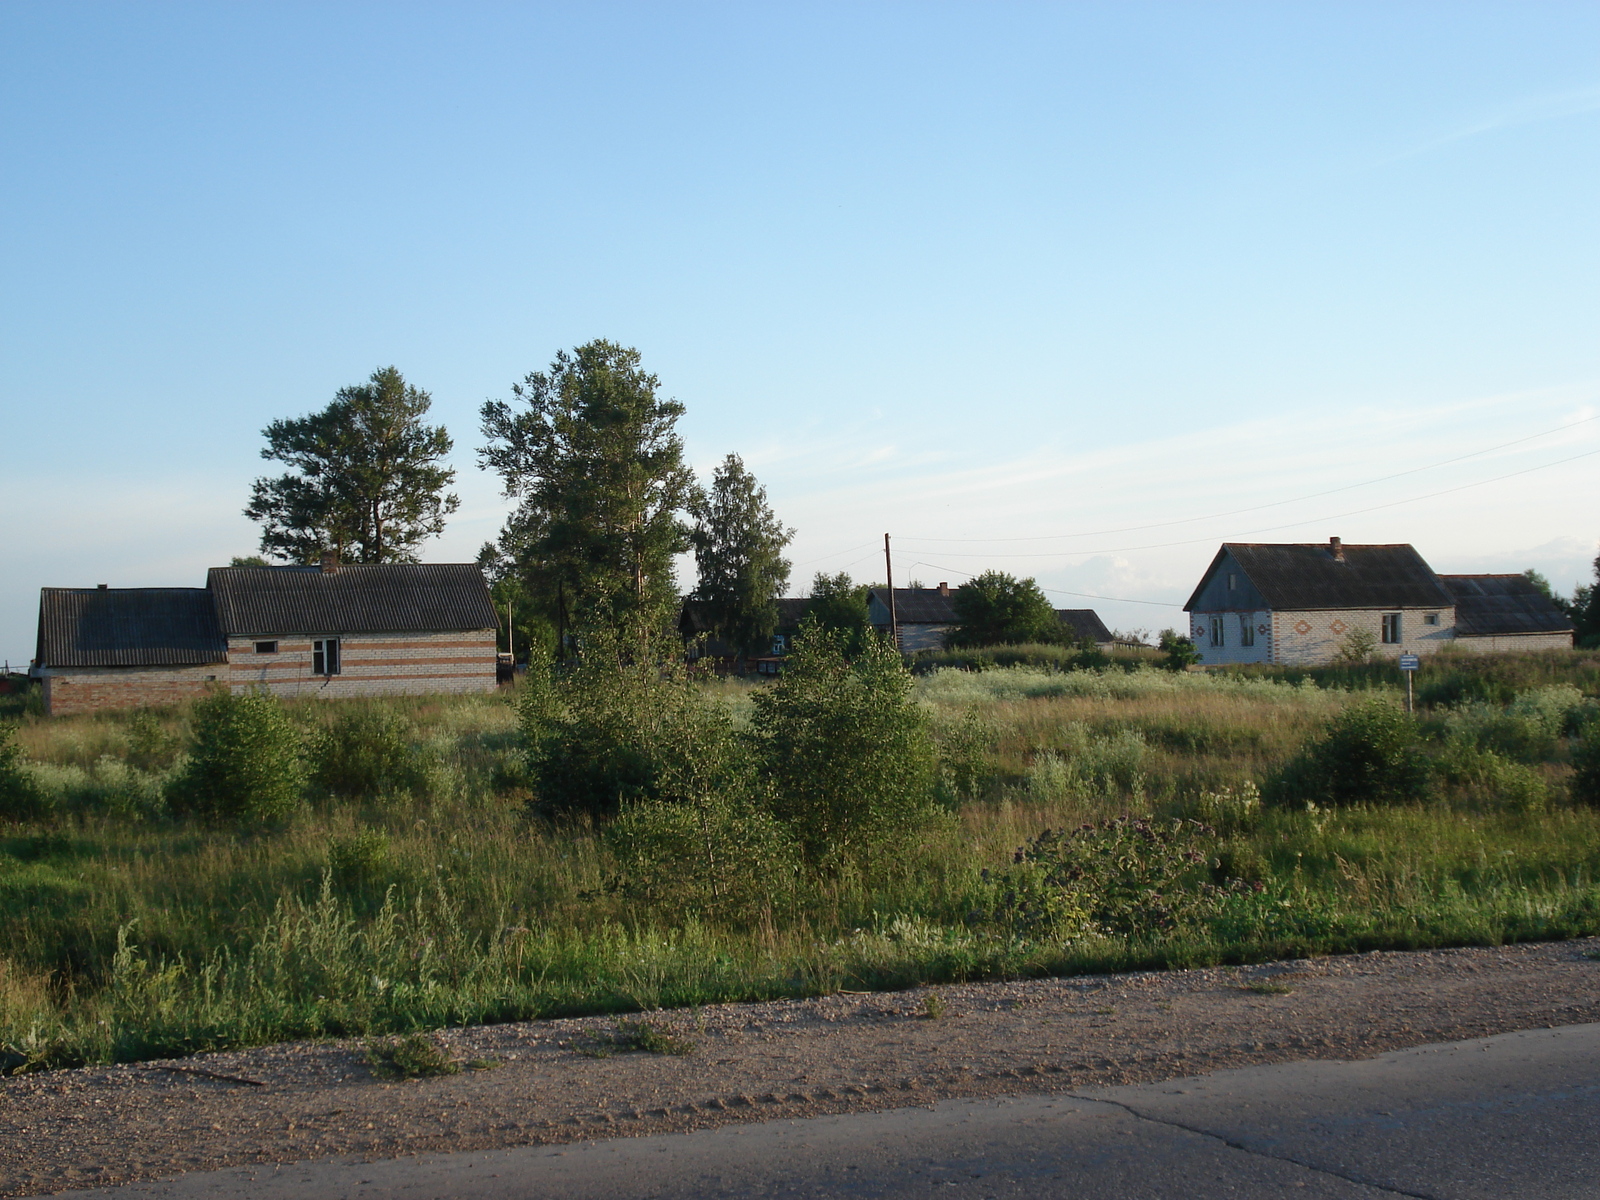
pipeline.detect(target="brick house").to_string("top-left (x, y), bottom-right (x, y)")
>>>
top-left (1184, 538), bottom-right (1572, 666)
top-left (33, 561), bottom-right (499, 715)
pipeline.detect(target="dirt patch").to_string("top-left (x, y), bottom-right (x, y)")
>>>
top-left (5, 938), bottom-right (1600, 1197)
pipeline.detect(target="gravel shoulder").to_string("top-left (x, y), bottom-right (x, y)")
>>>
top-left (5, 937), bottom-right (1600, 1198)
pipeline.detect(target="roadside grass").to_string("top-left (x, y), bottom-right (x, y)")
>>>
top-left (5, 660), bottom-right (1600, 1073)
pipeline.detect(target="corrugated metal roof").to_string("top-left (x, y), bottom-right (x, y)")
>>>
top-left (1185, 543), bottom-right (1454, 612)
top-left (36, 588), bottom-right (227, 667)
top-left (1056, 609), bottom-right (1114, 643)
top-left (869, 587), bottom-right (958, 625)
top-left (207, 564), bottom-right (498, 636)
top-left (1441, 575), bottom-right (1575, 638)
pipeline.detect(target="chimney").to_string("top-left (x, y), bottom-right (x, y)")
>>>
top-left (97, 583), bottom-right (108, 590)
top-left (320, 550), bottom-right (340, 575)
top-left (1329, 536), bottom-right (1344, 562)
top-left (937, 582), bottom-right (949, 597)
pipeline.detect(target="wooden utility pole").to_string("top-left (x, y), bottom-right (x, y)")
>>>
top-left (507, 598), bottom-right (514, 660)
top-left (883, 533), bottom-right (899, 652)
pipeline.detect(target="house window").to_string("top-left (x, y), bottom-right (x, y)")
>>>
top-left (312, 638), bottom-right (341, 676)
top-left (253, 640), bottom-right (278, 655)
top-left (1381, 614), bottom-right (1402, 644)
top-left (1228, 573), bottom-right (1238, 591)
top-left (1238, 614), bottom-right (1255, 648)
top-left (1424, 613), bottom-right (1439, 626)
top-left (1209, 615), bottom-right (1225, 647)
top-left (771, 634), bottom-right (787, 655)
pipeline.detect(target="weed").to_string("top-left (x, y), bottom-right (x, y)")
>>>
top-left (920, 992), bottom-right (946, 1020)
top-left (575, 1018), bottom-right (696, 1057)
top-left (364, 1031), bottom-right (461, 1080)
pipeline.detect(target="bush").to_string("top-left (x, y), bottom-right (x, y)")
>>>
top-left (751, 627), bottom-right (942, 869)
top-left (1267, 699), bottom-right (1433, 808)
top-left (328, 830), bottom-right (396, 891)
top-left (521, 644), bottom-right (748, 821)
top-left (166, 691), bottom-right (306, 823)
top-left (984, 817), bottom-right (1237, 940)
top-left (0, 723), bottom-right (49, 822)
top-left (124, 711), bottom-right (181, 774)
top-left (1571, 731), bottom-right (1600, 807)
top-left (1027, 725), bottom-right (1147, 803)
top-left (312, 709), bottom-right (429, 800)
top-left (1433, 743), bottom-right (1547, 812)
top-left (606, 795), bottom-right (800, 923)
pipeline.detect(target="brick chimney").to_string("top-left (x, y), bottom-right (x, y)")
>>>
top-left (1329, 536), bottom-right (1344, 562)
top-left (937, 582), bottom-right (949, 596)
top-left (320, 550), bottom-right (340, 575)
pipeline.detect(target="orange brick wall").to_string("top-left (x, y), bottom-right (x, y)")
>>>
top-left (42, 664), bottom-right (224, 716)
top-left (227, 629), bottom-right (497, 699)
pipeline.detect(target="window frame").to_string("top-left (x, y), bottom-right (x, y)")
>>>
top-left (312, 637), bottom-right (341, 676)
top-left (1209, 615), bottom-right (1225, 648)
top-left (1238, 614), bottom-right (1255, 648)
top-left (253, 640), bottom-right (278, 655)
top-left (1423, 612), bottom-right (1439, 626)
top-left (1381, 613), bottom-right (1402, 644)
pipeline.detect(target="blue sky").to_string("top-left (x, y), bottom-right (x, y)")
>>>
top-left (3, 1), bottom-right (1599, 661)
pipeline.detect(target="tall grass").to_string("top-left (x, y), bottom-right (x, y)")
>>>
top-left (5, 663), bottom-right (1600, 1072)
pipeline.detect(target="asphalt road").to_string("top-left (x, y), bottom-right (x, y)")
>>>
top-left (47, 1022), bottom-right (1600, 1199)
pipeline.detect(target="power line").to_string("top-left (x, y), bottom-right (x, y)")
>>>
top-left (895, 413), bottom-right (1599, 545)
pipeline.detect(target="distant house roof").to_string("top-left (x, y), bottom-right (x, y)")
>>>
top-left (1441, 575), bottom-right (1574, 638)
top-left (1056, 609), bottom-right (1114, 643)
top-left (775, 598), bottom-right (811, 629)
top-left (36, 588), bottom-right (227, 668)
top-left (207, 564), bottom-right (498, 636)
top-left (1185, 543), bottom-right (1454, 612)
top-left (868, 587), bottom-right (958, 625)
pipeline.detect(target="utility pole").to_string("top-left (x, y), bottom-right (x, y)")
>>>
top-left (507, 598), bottom-right (514, 661)
top-left (883, 533), bottom-right (899, 652)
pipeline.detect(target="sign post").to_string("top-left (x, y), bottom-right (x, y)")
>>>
top-left (1398, 653), bottom-right (1420, 713)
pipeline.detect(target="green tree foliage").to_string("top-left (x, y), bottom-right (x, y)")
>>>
top-left (749, 627), bottom-right (939, 869)
top-left (803, 572), bottom-right (872, 654)
top-left (477, 542), bottom-right (557, 662)
top-left (1266, 699), bottom-right (1433, 808)
top-left (245, 367), bottom-right (458, 564)
top-left (690, 454), bottom-right (794, 655)
top-left (1564, 552), bottom-right (1600, 648)
top-left (479, 341), bottom-right (699, 645)
top-left (945, 571), bottom-right (1063, 648)
top-left (167, 692), bottom-right (307, 823)
top-left (1157, 628), bottom-right (1200, 670)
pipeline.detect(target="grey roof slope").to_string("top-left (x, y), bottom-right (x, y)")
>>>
top-left (36, 588), bottom-right (227, 667)
top-left (1442, 575), bottom-right (1574, 638)
top-left (870, 588), bottom-right (958, 624)
top-left (1185, 543), bottom-right (1454, 612)
top-left (208, 564), bottom-right (498, 636)
top-left (1056, 609), bottom-right (1114, 643)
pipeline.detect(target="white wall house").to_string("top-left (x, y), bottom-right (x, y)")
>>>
top-left (1183, 539), bottom-right (1570, 667)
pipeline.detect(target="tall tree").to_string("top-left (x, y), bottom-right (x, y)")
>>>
top-left (690, 454), bottom-right (794, 655)
top-left (946, 570), bottom-right (1063, 648)
top-left (804, 571), bottom-right (873, 655)
top-left (245, 366), bottom-right (458, 563)
top-left (478, 341), bottom-right (699, 644)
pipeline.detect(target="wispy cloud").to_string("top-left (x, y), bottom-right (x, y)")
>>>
top-left (1375, 83), bottom-right (1600, 167)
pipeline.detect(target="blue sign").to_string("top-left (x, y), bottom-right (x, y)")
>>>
top-left (1398, 654), bottom-right (1420, 672)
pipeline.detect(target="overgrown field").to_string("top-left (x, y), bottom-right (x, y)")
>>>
top-left (5, 647), bottom-right (1600, 1073)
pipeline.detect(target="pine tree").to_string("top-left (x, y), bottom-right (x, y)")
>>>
top-left (246, 367), bottom-right (457, 563)
top-left (479, 341), bottom-right (698, 645)
top-left (690, 454), bottom-right (794, 655)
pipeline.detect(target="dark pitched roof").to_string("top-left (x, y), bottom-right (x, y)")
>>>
top-left (36, 588), bottom-right (227, 667)
top-left (207, 564), bottom-right (498, 636)
top-left (869, 588), bottom-right (958, 625)
top-left (1055, 609), bottom-right (1114, 643)
top-left (1186, 543), bottom-right (1454, 612)
top-left (1441, 575), bottom-right (1575, 638)
top-left (775, 598), bottom-right (811, 629)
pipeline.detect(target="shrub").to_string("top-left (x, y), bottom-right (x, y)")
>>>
top-left (984, 817), bottom-right (1238, 940)
top-left (1433, 743), bottom-right (1547, 812)
top-left (1266, 699), bottom-right (1432, 808)
top-left (1157, 629), bottom-right (1199, 671)
top-left (750, 627), bottom-right (941, 869)
top-left (1027, 725), bottom-right (1147, 803)
top-left (606, 795), bottom-right (800, 923)
top-left (124, 711), bottom-right (181, 774)
top-left (521, 643), bottom-right (748, 820)
top-left (0, 723), bottom-right (49, 822)
top-left (934, 708), bottom-right (1000, 805)
top-left (166, 691), bottom-right (306, 823)
top-left (328, 830), bottom-right (395, 891)
top-left (312, 709), bottom-right (428, 800)
top-left (1571, 731), bottom-right (1600, 807)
